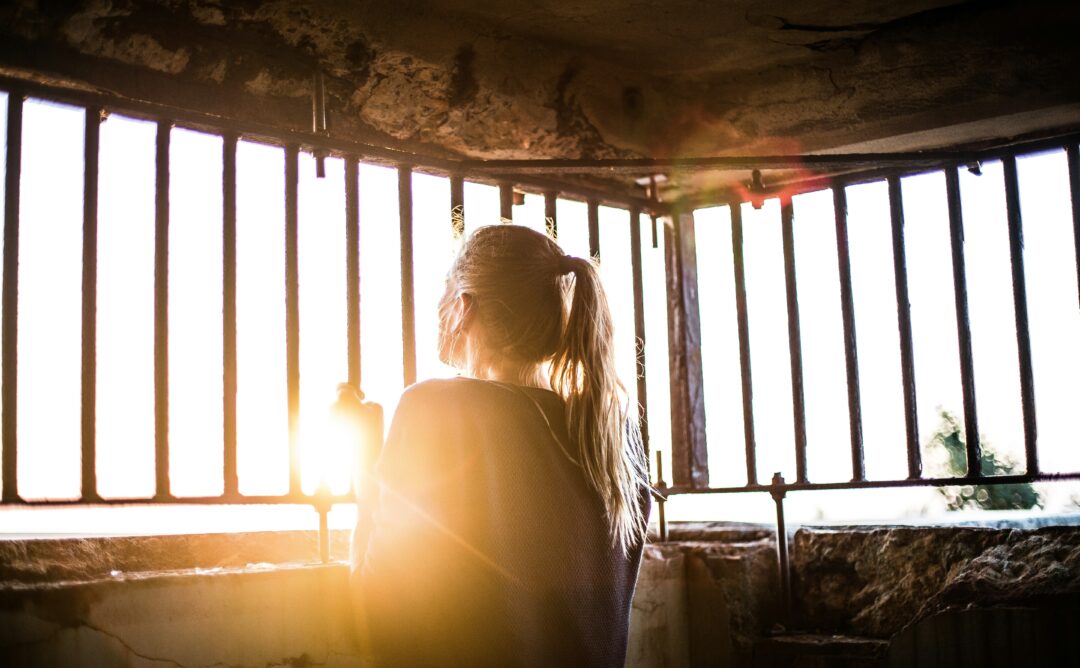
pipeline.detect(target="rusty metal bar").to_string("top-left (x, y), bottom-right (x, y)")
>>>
top-left (222, 133), bottom-right (238, 497)
top-left (629, 206), bottom-right (649, 458)
top-left (450, 174), bottom-right (465, 241)
top-left (888, 176), bottom-right (922, 479)
top-left (1002, 155), bottom-right (1039, 475)
top-left (945, 166), bottom-right (982, 478)
top-left (545, 190), bottom-right (558, 239)
top-left (780, 197), bottom-right (808, 483)
top-left (499, 181), bottom-right (514, 222)
top-left (665, 211), bottom-right (709, 487)
top-left (833, 185), bottom-right (866, 482)
top-left (730, 204), bottom-right (758, 486)
top-left (655, 451), bottom-right (667, 542)
top-left (2, 93), bottom-right (21, 503)
top-left (154, 120), bottom-right (172, 500)
top-left (1070, 145), bottom-right (1080, 309)
top-left (588, 200), bottom-right (600, 261)
top-left (81, 108), bottom-right (101, 502)
top-left (770, 473), bottom-right (792, 627)
top-left (285, 145), bottom-right (301, 495)
top-left (345, 157), bottom-right (361, 389)
top-left (399, 165), bottom-right (417, 387)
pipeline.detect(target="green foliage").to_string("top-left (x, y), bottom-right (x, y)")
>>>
top-left (928, 409), bottom-right (1041, 511)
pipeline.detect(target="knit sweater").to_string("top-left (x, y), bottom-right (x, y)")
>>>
top-left (350, 377), bottom-right (649, 668)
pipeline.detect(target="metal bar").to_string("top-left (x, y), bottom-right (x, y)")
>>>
top-left (285, 145), bottom-right (301, 496)
top-left (730, 204), bottom-right (758, 486)
top-left (8, 468), bottom-right (1080, 506)
top-left (888, 176), bottom-right (922, 479)
top-left (2, 93), bottom-right (22, 503)
top-left (655, 450), bottom-right (667, 542)
top-left (588, 200), bottom-right (600, 261)
top-left (770, 473), bottom-right (792, 627)
top-left (945, 166), bottom-right (982, 478)
top-left (81, 107), bottom-right (101, 502)
top-left (345, 157), bottom-right (361, 389)
top-left (154, 120), bottom-right (171, 500)
top-left (499, 181), bottom-right (514, 222)
top-left (1069, 145), bottom-right (1080, 309)
top-left (450, 174), bottom-right (465, 241)
top-left (664, 211), bottom-right (709, 487)
top-left (629, 206), bottom-right (649, 458)
top-left (780, 197), bottom-right (808, 483)
top-left (1002, 155), bottom-right (1039, 475)
top-left (544, 190), bottom-right (558, 239)
top-left (399, 165), bottom-right (417, 387)
top-left (833, 185), bottom-right (866, 482)
top-left (222, 133), bottom-right (238, 497)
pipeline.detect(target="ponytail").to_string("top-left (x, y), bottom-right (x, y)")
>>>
top-left (550, 256), bottom-right (648, 553)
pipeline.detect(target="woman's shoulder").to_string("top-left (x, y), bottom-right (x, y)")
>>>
top-left (398, 377), bottom-right (560, 416)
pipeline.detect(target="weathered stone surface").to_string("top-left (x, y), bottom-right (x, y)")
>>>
top-left (792, 525), bottom-right (1080, 638)
top-left (0, 0), bottom-right (1077, 200)
top-left (626, 544), bottom-right (690, 668)
top-left (0, 530), bottom-right (353, 586)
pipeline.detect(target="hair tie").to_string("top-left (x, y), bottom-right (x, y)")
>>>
top-left (558, 254), bottom-right (578, 275)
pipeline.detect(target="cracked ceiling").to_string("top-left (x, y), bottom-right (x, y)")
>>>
top-left (1, 0), bottom-right (1078, 200)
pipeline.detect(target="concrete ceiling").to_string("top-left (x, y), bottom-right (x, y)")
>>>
top-left (1, 0), bottom-right (1078, 202)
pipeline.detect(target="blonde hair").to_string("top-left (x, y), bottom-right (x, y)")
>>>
top-left (440, 224), bottom-right (648, 552)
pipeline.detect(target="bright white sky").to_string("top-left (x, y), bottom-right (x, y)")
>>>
top-left (1, 95), bottom-right (1078, 535)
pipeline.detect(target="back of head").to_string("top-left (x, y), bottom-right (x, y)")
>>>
top-left (441, 224), bottom-right (648, 553)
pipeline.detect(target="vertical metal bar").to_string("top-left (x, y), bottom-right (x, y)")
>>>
top-left (588, 200), bottom-right (600, 261)
top-left (1002, 155), bottom-right (1038, 475)
top-left (629, 206), bottom-right (649, 458)
top-left (730, 204), bottom-right (758, 486)
top-left (450, 174), bottom-right (465, 241)
top-left (833, 185), bottom-right (865, 482)
top-left (664, 211), bottom-right (708, 487)
top-left (888, 176), bottom-right (922, 479)
top-left (945, 166), bottom-right (982, 477)
top-left (222, 133), bottom-right (238, 498)
top-left (154, 120), bottom-right (172, 500)
top-left (345, 157), bottom-right (361, 389)
top-left (771, 472), bottom-right (792, 628)
top-left (780, 197), bottom-right (808, 483)
top-left (399, 165), bottom-right (416, 387)
top-left (285, 145), bottom-right (301, 496)
top-left (1068, 145), bottom-right (1080, 309)
top-left (2, 93), bottom-right (22, 502)
top-left (655, 451), bottom-right (667, 542)
top-left (81, 107), bottom-right (101, 502)
top-left (499, 181), bottom-right (513, 222)
top-left (544, 190), bottom-right (558, 239)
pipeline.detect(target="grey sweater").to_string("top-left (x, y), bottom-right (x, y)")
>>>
top-left (351, 377), bottom-right (648, 667)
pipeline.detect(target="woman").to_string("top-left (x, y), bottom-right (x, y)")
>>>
top-left (350, 224), bottom-right (651, 667)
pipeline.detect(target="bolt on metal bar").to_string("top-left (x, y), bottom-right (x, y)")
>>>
top-left (780, 197), bottom-right (809, 483)
top-left (81, 107), bottom-right (101, 502)
top-left (588, 200), bottom-right (600, 261)
top-left (2, 92), bottom-right (21, 503)
top-left (629, 206), bottom-right (650, 458)
top-left (888, 176), bottom-right (922, 479)
top-left (154, 120), bottom-right (172, 500)
top-left (730, 204), bottom-right (758, 486)
top-left (544, 190), bottom-right (558, 239)
top-left (346, 157), bottom-right (361, 390)
top-left (399, 165), bottom-right (417, 387)
top-left (944, 166), bottom-right (982, 478)
top-left (1002, 155), bottom-right (1039, 475)
top-left (1069, 145), bottom-right (1080, 309)
top-left (833, 185), bottom-right (866, 482)
top-left (285, 145), bottom-right (301, 496)
top-left (222, 133), bottom-right (239, 498)
top-left (450, 175), bottom-right (465, 241)
top-left (499, 181), bottom-right (514, 222)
